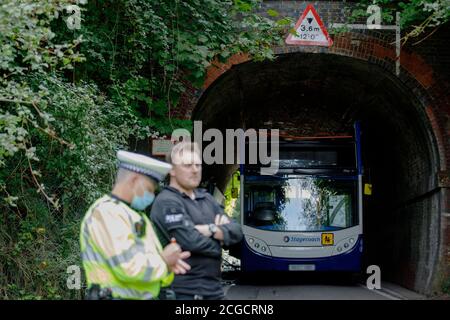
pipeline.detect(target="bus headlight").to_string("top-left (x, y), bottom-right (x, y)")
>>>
top-left (333, 236), bottom-right (358, 255)
top-left (245, 236), bottom-right (272, 256)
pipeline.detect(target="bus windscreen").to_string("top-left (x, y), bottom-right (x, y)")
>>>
top-left (243, 176), bottom-right (358, 232)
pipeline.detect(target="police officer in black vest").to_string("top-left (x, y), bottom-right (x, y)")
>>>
top-left (150, 141), bottom-right (243, 300)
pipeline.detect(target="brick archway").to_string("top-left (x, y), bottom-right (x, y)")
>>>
top-left (197, 33), bottom-right (449, 173)
top-left (185, 28), bottom-right (450, 295)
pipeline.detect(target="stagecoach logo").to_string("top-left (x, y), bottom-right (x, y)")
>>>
top-left (283, 236), bottom-right (321, 243)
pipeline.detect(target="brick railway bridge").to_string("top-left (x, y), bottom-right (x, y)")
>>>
top-left (160, 1), bottom-right (449, 295)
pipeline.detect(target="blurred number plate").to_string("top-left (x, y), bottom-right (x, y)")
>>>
top-left (289, 264), bottom-right (316, 271)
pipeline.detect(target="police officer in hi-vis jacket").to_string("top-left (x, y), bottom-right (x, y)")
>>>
top-left (80, 150), bottom-right (191, 300)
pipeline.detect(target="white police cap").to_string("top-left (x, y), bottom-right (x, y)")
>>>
top-left (117, 150), bottom-right (172, 182)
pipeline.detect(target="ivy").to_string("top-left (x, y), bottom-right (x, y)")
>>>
top-left (73, 0), bottom-right (292, 134)
top-left (343, 0), bottom-right (450, 44)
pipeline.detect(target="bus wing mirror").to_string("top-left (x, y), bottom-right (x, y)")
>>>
top-left (231, 187), bottom-right (239, 198)
top-left (364, 183), bottom-right (372, 195)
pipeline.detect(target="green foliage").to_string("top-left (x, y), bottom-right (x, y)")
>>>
top-left (0, 75), bottom-right (139, 299)
top-left (1, 0), bottom-right (288, 299)
top-left (340, 0), bottom-right (449, 43)
top-left (72, 0), bottom-right (290, 130)
top-left (224, 171), bottom-right (241, 221)
top-left (109, 77), bottom-right (192, 135)
top-left (399, 0), bottom-right (449, 28)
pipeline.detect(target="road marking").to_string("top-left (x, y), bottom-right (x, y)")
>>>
top-left (358, 284), bottom-right (402, 300)
top-left (379, 286), bottom-right (409, 300)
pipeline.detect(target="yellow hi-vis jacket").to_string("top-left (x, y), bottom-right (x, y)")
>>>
top-left (80, 195), bottom-right (174, 299)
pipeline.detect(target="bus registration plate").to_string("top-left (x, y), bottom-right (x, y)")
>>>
top-left (289, 264), bottom-right (316, 271)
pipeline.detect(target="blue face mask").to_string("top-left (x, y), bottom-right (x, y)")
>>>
top-left (131, 183), bottom-right (155, 211)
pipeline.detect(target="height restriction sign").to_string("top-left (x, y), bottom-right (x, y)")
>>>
top-left (286, 4), bottom-right (333, 47)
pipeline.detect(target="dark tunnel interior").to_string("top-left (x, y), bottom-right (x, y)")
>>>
top-left (192, 53), bottom-right (441, 294)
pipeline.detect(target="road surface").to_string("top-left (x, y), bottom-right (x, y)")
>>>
top-left (223, 272), bottom-right (425, 300)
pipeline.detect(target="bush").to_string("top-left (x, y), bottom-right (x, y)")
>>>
top-left (0, 76), bottom-right (141, 299)
top-left (0, 0), bottom-right (290, 299)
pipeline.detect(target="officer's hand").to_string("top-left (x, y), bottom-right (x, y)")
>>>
top-left (161, 243), bottom-right (187, 269)
top-left (194, 224), bottom-right (212, 237)
top-left (215, 214), bottom-right (230, 225)
top-left (170, 251), bottom-right (191, 275)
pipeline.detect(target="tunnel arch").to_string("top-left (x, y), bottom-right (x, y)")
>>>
top-left (191, 49), bottom-right (447, 295)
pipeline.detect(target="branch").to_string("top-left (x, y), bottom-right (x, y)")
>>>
top-left (412, 25), bottom-right (441, 46)
top-left (35, 126), bottom-right (75, 149)
top-left (31, 101), bottom-right (45, 117)
top-left (27, 157), bottom-right (59, 209)
top-left (0, 97), bottom-right (75, 148)
top-left (400, 14), bottom-right (434, 45)
top-left (0, 98), bottom-right (34, 105)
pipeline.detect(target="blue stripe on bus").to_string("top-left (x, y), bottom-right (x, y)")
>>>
top-left (354, 121), bottom-right (363, 175)
top-left (241, 235), bottom-right (363, 273)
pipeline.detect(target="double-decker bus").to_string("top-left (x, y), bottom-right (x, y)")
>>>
top-left (239, 122), bottom-right (364, 273)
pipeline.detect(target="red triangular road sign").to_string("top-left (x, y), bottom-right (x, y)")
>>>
top-left (286, 4), bottom-right (333, 47)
